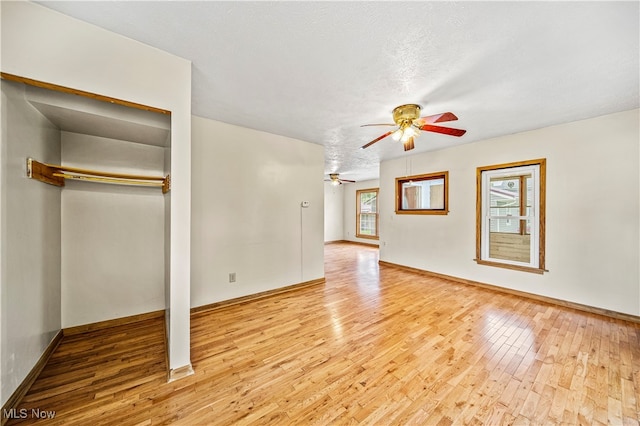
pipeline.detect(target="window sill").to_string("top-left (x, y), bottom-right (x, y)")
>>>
top-left (356, 235), bottom-right (379, 240)
top-left (474, 259), bottom-right (547, 275)
top-left (395, 210), bottom-right (449, 215)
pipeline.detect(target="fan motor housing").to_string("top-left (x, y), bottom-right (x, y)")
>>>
top-left (392, 104), bottom-right (422, 125)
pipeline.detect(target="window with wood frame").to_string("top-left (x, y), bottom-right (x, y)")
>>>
top-left (476, 159), bottom-right (546, 274)
top-left (395, 171), bottom-right (448, 215)
top-left (356, 188), bottom-right (379, 239)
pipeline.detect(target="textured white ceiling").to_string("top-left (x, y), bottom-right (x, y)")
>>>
top-left (37, 1), bottom-right (639, 182)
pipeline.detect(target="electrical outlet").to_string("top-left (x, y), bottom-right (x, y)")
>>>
top-left (229, 272), bottom-right (236, 283)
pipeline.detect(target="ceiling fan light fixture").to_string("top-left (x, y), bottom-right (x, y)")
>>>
top-left (401, 126), bottom-right (418, 143)
top-left (391, 128), bottom-right (403, 141)
top-left (326, 173), bottom-right (355, 185)
top-left (360, 103), bottom-right (465, 151)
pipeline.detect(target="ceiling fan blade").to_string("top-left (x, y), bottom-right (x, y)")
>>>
top-left (403, 137), bottom-right (415, 151)
top-left (415, 112), bottom-right (458, 126)
top-left (340, 179), bottom-right (356, 183)
top-left (361, 130), bottom-right (394, 149)
top-left (419, 124), bottom-right (466, 137)
top-left (360, 123), bottom-right (396, 127)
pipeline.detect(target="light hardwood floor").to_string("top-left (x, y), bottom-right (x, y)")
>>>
top-left (7, 242), bottom-right (640, 425)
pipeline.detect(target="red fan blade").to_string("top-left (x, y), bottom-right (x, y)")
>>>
top-left (415, 112), bottom-right (458, 126)
top-left (403, 137), bottom-right (415, 151)
top-left (360, 123), bottom-right (396, 127)
top-left (419, 124), bottom-right (466, 137)
top-left (361, 130), bottom-right (394, 149)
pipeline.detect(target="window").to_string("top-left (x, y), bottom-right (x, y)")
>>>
top-left (395, 171), bottom-right (448, 215)
top-left (356, 188), bottom-right (379, 239)
top-left (476, 159), bottom-right (546, 273)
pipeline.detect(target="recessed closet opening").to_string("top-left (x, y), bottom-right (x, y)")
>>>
top-left (3, 78), bottom-right (171, 329)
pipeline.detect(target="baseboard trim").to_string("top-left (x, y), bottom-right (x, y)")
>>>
top-left (325, 239), bottom-right (379, 248)
top-left (63, 310), bottom-right (166, 336)
top-left (378, 260), bottom-right (640, 324)
top-left (191, 278), bottom-right (326, 316)
top-left (1, 330), bottom-right (63, 426)
top-left (168, 363), bottom-right (194, 383)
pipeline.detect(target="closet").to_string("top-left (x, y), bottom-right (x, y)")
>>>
top-left (4, 78), bottom-right (171, 329)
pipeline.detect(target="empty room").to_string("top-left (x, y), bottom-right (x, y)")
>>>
top-left (1, 1), bottom-right (639, 425)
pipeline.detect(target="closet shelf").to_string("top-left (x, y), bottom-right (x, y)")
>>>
top-left (27, 158), bottom-right (170, 193)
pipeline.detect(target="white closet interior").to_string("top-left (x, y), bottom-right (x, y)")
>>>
top-left (12, 80), bottom-right (171, 328)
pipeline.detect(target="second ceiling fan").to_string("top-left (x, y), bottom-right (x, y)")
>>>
top-left (360, 104), bottom-right (466, 151)
top-left (325, 173), bottom-right (355, 186)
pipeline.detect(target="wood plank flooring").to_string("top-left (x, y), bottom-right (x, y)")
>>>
top-left (7, 242), bottom-right (640, 425)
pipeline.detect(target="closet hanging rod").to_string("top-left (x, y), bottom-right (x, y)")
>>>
top-left (27, 158), bottom-right (170, 193)
top-left (53, 173), bottom-right (165, 187)
top-left (41, 161), bottom-right (166, 181)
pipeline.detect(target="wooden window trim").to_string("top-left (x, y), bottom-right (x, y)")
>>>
top-left (356, 188), bottom-right (379, 240)
top-left (395, 171), bottom-right (449, 215)
top-left (474, 259), bottom-right (545, 275)
top-left (475, 159), bottom-right (546, 273)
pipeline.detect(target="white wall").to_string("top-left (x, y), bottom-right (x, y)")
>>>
top-left (324, 182), bottom-right (344, 242)
top-left (380, 109), bottom-right (640, 316)
top-left (191, 116), bottom-right (324, 307)
top-left (344, 179), bottom-right (380, 245)
top-left (61, 133), bottom-right (166, 327)
top-left (0, 80), bottom-right (61, 406)
top-left (1, 1), bottom-right (192, 372)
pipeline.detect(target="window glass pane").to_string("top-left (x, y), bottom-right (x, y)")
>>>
top-left (359, 191), bottom-right (377, 213)
top-left (489, 217), bottom-right (520, 233)
top-left (488, 218), bottom-right (531, 263)
top-left (358, 213), bottom-right (377, 236)
top-left (490, 176), bottom-right (520, 209)
top-left (401, 178), bottom-right (444, 210)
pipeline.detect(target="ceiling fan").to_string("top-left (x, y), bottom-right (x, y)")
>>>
top-left (325, 173), bottom-right (355, 186)
top-left (360, 104), bottom-right (466, 151)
